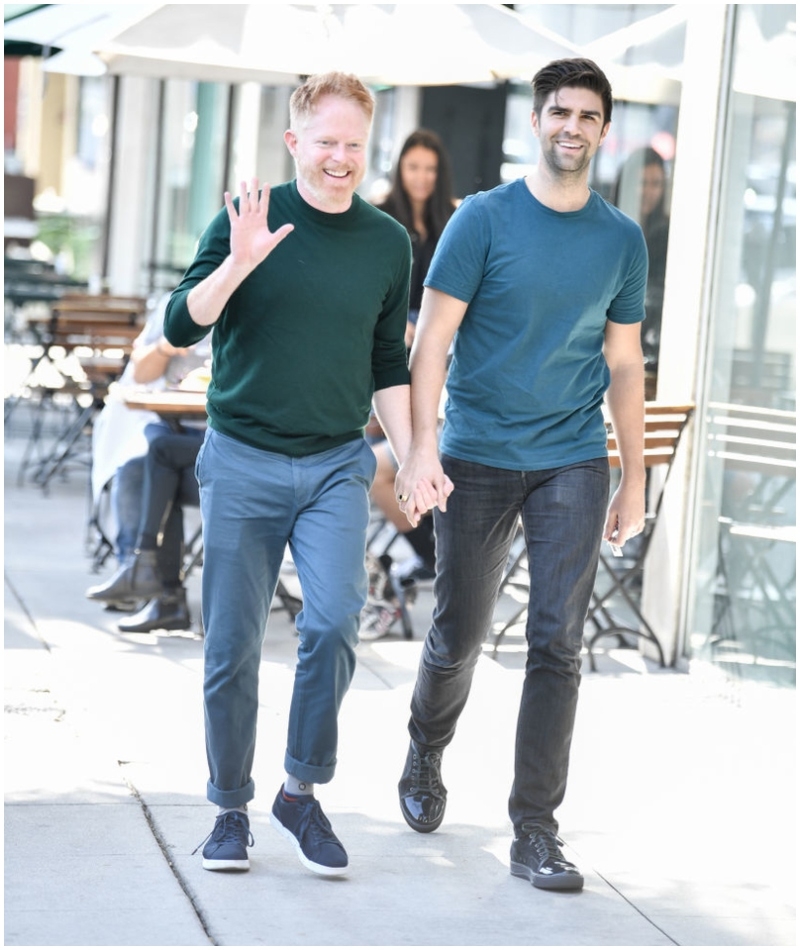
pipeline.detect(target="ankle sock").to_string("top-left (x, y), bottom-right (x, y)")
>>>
top-left (284, 775), bottom-right (314, 797)
top-left (217, 804), bottom-right (248, 816)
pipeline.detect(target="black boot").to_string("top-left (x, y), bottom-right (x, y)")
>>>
top-left (117, 588), bottom-right (191, 633)
top-left (86, 549), bottom-right (162, 604)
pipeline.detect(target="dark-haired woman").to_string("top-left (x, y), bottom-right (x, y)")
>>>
top-left (614, 146), bottom-right (670, 391)
top-left (378, 129), bottom-right (458, 348)
top-left (363, 130), bottom-right (458, 639)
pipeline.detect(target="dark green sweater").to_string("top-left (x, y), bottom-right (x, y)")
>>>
top-left (165, 180), bottom-right (412, 457)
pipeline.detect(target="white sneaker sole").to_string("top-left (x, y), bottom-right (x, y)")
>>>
top-left (202, 857), bottom-right (250, 872)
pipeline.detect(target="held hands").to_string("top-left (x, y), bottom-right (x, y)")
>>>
top-left (395, 448), bottom-right (454, 527)
top-left (224, 178), bottom-right (294, 271)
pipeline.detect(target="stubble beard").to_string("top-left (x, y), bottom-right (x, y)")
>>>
top-left (541, 138), bottom-right (593, 180)
top-left (295, 160), bottom-right (362, 212)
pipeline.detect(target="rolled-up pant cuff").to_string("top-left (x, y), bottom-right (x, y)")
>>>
top-left (284, 753), bottom-right (335, 785)
top-left (207, 778), bottom-right (255, 809)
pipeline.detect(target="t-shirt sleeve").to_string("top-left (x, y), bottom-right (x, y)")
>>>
top-left (606, 226), bottom-right (648, 325)
top-left (423, 197), bottom-right (488, 304)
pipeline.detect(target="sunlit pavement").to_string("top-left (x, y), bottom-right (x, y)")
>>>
top-left (4, 403), bottom-right (795, 947)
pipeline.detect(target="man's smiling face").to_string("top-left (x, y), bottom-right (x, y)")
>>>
top-left (284, 95), bottom-right (371, 213)
top-left (532, 86), bottom-right (609, 178)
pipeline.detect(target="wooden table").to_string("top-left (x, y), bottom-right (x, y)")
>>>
top-left (123, 389), bottom-right (208, 416)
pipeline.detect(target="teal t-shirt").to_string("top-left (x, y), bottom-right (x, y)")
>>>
top-left (165, 181), bottom-right (411, 457)
top-left (425, 178), bottom-right (647, 471)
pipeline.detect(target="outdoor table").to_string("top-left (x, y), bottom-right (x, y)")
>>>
top-left (122, 388), bottom-right (208, 417)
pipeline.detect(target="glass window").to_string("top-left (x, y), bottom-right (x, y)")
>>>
top-left (688, 5), bottom-right (796, 686)
top-left (150, 80), bottom-right (230, 288)
top-left (76, 76), bottom-right (109, 172)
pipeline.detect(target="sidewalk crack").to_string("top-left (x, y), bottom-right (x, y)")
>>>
top-left (4, 571), bottom-right (51, 651)
top-left (121, 770), bottom-right (217, 947)
top-left (594, 870), bottom-right (680, 945)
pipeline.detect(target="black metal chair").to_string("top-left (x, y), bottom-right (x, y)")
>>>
top-left (584, 403), bottom-right (694, 669)
top-left (490, 403), bottom-right (695, 670)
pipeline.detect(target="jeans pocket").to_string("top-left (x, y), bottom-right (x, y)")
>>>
top-left (195, 430), bottom-right (211, 487)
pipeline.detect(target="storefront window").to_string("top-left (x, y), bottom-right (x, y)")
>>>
top-left (150, 80), bottom-right (230, 288)
top-left (688, 5), bottom-right (796, 685)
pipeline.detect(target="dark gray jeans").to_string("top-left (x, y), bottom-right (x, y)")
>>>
top-left (408, 454), bottom-right (609, 834)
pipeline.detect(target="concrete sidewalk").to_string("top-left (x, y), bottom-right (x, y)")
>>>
top-left (3, 419), bottom-right (795, 947)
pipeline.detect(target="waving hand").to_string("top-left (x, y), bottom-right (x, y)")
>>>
top-left (186, 178), bottom-right (294, 327)
top-left (224, 178), bottom-right (295, 269)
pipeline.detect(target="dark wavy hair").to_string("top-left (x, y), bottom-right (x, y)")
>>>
top-left (532, 58), bottom-right (613, 125)
top-left (379, 129), bottom-right (456, 242)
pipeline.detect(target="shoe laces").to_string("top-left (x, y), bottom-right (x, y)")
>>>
top-left (192, 811), bottom-right (254, 855)
top-left (527, 827), bottom-right (569, 867)
top-left (292, 798), bottom-right (340, 848)
top-left (410, 748), bottom-right (443, 795)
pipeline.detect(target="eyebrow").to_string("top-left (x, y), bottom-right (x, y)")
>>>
top-left (547, 104), bottom-right (602, 119)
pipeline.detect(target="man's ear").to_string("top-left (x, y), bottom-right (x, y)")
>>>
top-left (284, 129), bottom-right (297, 155)
top-left (599, 122), bottom-right (611, 146)
top-left (530, 109), bottom-right (540, 139)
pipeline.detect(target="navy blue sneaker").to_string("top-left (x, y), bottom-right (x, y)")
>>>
top-left (510, 827), bottom-right (584, 891)
top-left (198, 810), bottom-right (253, 872)
top-left (270, 787), bottom-right (348, 877)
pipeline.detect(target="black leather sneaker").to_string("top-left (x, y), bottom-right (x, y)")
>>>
top-left (398, 741), bottom-right (447, 833)
top-left (510, 827), bottom-right (584, 891)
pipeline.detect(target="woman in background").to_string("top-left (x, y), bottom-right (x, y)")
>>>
top-left (614, 146), bottom-right (671, 392)
top-left (378, 129), bottom-right (458, 349)
top-left (363, 130), bottom-right (458, 639)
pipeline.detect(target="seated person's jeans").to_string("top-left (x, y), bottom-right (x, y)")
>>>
top-left (111, 422), bottom-right (204, 586)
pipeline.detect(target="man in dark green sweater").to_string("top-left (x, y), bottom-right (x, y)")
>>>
top-left (164, 72), bottom-right (413, 877)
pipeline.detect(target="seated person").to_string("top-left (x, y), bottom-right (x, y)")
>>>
top-left (359, 436), bottom-right (437, 642)
top-left (370, 436), bottom-right (436, 584)
top-left (86, 421), bottom-right (205, 632)
top-left (89, 293), bottom-right (210, 616)
top-left (91, 292), bottom-right (210, 562)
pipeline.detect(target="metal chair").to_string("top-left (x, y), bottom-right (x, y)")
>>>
top-left (490, 403), bottom-right (695, 670)
top-left (584, 403), bottom-right (695, 669)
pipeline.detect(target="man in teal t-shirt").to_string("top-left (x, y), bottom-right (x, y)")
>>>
top-left (395, 59), bottom-right (648, 892)
top-left (164, 73), bottom-right (413, 878)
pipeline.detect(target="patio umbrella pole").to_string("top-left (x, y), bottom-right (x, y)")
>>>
top-left (100, 74), bottom-right (120, 290)
top-left (147, 80), bottom-right (167, 294)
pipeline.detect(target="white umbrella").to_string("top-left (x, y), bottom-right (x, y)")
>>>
top-left (43, 3), bottom-right (579, 87)
top-left (4, 4), bottom-right (155, 72)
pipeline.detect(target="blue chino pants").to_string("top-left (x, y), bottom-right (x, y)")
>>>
top-left (409, 454), bottom-right (609, 834)
top-left (195, 429), bottom-right (376, 809)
